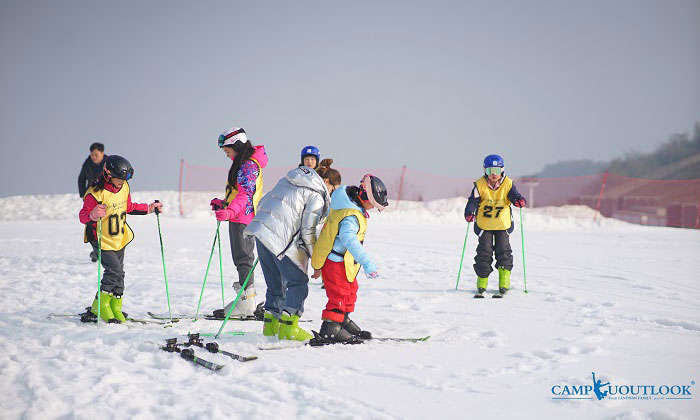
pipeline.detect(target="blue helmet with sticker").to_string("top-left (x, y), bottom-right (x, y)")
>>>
top-left (483, 154), bottom-right (504, 168)
top-left (301, 145), bottom-right (320, 161)
top-left (301, 146), bottom-right (320, 168)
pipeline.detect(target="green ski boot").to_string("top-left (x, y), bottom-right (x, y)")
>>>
top-left (109, 295), bottom-right (127, 322)
top-left (90, 291), bottom-right (116, 322)
top-left (475, 276), bottom-right (488, 298)
top-left (263, 311), bottom-right (280, 337)
top-left (498, 267), bottom-right (511, 294)
top-left (278, 311), bottom-right (313, 341)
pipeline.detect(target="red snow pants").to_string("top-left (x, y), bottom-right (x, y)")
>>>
top-left (321, 259), bottom-right (358, 322)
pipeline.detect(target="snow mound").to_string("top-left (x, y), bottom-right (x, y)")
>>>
top-left (0, 191), bottom-right (634, 230)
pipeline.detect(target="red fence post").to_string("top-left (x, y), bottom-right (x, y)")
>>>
top-left (179, 158), bottom-right (184, 217)
top-left (396, 165), bottom-right (406, 209)
top-left (593, 171), bottom-right (609, 222)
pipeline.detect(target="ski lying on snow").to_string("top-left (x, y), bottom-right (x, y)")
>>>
top-left (147, 311), bottom-right (255, 322)
top-left (181, 333), bottom-right (258, 362)
top-left (148, 311), bottom-right (312, 322)
top-left (161, 338), bottom-right (224, 371)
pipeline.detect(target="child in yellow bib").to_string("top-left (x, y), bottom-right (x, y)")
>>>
top-left (310, 174), bottom-right (389, 344)
top-left (78, 155), bottom-right (162, 322)
top-left (464, 154), bottom-right (526, 297)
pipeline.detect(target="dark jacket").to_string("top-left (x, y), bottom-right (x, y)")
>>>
top-left (78, 156), bottom-right (106, 198)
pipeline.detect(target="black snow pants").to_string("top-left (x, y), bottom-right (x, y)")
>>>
top-left (229, 222), bottom-right (255, 287)
top-left (90, 242), bottom-right (125, 296)
top-left (473, 230), bottom-right (513, 278)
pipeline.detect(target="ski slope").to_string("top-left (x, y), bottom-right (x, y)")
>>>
top-left (0, 192), bottom-right (698, 420)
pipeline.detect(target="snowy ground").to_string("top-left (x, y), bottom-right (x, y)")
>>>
top-left (0, 192), bottom-right (698, 420)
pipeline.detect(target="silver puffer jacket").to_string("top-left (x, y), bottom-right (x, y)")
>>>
top-left (244, 166), bottom-right (331, 273)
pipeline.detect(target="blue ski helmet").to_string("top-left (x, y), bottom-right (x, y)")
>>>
top-left (301, 145), bottom-right (320, 161)
top-left (483, 154), bottom-right (504, 168)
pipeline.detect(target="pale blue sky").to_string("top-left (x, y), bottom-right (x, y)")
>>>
top-left (1, 0), bottom-right (699, 197)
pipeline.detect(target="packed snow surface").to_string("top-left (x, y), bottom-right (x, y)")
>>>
top-left (0, 192), bottom-right (698, 419)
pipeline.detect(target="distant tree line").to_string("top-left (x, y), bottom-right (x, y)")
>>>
top-left (531, 122), bottom-right (700, 180)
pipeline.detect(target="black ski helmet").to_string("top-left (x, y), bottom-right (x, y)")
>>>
top-left (360, 174), bottom-right (389, 211)
top-left (104, 155), bottom-right (134, 180)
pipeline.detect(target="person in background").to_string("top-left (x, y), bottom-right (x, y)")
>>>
top-left (210, 127), bottom-right (268, 319)
top-left (300, 146), bottom-right (320, 170)
top-left (78, 142), bottom-right (107, 262)
top-left (245, 158), bottom-right (340, 341)
top-left (78, 142), bottom-right (106, 198)
top-left (464, 154), bottom-right (526, 298)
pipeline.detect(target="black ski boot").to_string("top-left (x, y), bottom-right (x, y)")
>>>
top-left (341, 313), bottom-right (372, 339)
top-left (312, 320), bottom-right (363, 345)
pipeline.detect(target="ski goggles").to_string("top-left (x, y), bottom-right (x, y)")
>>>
top-left (485, 167), bottom-right (503, 176)
top-left (218, 128), bottom-right (246, 147)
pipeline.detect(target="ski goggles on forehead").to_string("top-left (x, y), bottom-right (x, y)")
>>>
top-left (218, 128), bottom-right (246, 147)
top-left (485, 167), bottom-right (503, 175)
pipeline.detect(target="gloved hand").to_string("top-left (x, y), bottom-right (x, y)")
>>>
top-left (367, 271), bottom-right (379, 279)
top-left (210, 198), bottom-right (225, 211)
top-left (465, 213), bottom-right (475, 222)
top-left (149, 201), bottom-right (163, 214)
top-left (215, 208), bottom-right (235, 221)
top-left (89, 204), bottom-right (106, 221)
top-left (513, 198), bottom-right (527, 208)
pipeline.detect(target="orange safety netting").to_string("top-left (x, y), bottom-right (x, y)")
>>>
top-left (179, 160), bottom-right (700, 228)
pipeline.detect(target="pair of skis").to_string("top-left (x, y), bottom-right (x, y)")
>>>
top-left (160, 333), bottom-right (258, 371)
top-left (48, 309), bottom-right (173, 325)
top-left (474, 290), bottom-right (507, 299)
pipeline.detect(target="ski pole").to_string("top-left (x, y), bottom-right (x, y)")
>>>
top-left (455, 222), bottom-right (471, 290)
top-left (194, 223), bottom-right (220, 320)
top-left (217, 222), bottom-right (225, 309)
top-left (154, 200), bottom-right (172, 321)
top-left (215, 258), bottom-right (258, 339)
top-left (520, 207), bottom-right (528, 293)
top-left (96, 203), bottom-right (103, 327)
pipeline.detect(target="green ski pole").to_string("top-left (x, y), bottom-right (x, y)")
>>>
top-left (455, 222), bottom-right (471, 291)
top-left (520, 207), bottom-right (528, 293)
top-left (217, 222), bottom-right (225, 309)
top-left (96, 204), bottom-right (103, 327)
top-left (194, 223), bottom-right (220, 320)
top-left (215, 258), bottom-right (258, 339)
top-left (154, 200), bottom-right (172, 321)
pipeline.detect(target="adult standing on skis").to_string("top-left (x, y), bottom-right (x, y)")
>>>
top-left (311, 174), bottom-right (388, 344)
top-left (245, 159), bottom-right (341, 341)
top-left (78, 155), bottom-right (162, 323)
top-left (464, 154), bottom-right (526, 298)
top-left (210, 127), bottom-right (268, 318)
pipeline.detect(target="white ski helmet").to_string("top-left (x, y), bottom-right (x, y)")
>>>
top-left (218, 127), bottom-right (248, 148)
